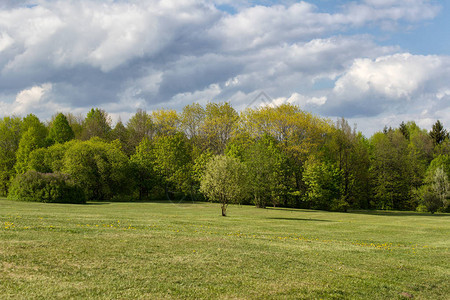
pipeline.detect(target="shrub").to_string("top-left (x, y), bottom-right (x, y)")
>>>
top-left (422, 189), bottom-right (442, 214)
top-left (8, 170), bottom-right (86, 204)
top-left (62, 139), bottom-right (132, 201)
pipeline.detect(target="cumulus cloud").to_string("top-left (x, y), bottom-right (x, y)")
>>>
top-left (312, 53), bottom-right (450, 134)
top-left (8, 83), bottom-right (63, 115)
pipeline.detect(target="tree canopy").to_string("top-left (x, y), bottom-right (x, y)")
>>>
top-left (1, 103), bottom-right (449, 214)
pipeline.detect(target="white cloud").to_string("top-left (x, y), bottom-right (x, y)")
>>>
top-left (332, 53), bottom-right (450, 101)
top-left (0, 0), bottom-right (448, 136)
top-left (314, 52), bottom-right (450, 134)
top-left (11, 83), bottom-right (53, 114)
top-left (0, 32), bottom-right (14, 52)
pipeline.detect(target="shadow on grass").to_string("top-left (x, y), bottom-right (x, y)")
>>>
top-left (84, 202), bottom-right (111, 205)
top-left (347, 210), bottom-right (449, 217)
top-left (266, 207), bottom-right (323, 213)
top-left (266, 206), bottom-right (449, 217)
top-left (268, 217), bottom-right (333, 222)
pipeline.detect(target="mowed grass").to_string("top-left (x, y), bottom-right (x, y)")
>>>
top-left (0, 199), bottom-right (449, 299)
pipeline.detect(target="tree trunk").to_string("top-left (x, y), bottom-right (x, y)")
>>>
top-left (221, 204), bottom-right (227, 216)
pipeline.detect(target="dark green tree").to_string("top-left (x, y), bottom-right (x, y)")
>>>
top-left (111, 120), bottom-right (130, 153)
top-left (303, 157), bottom-right (344, 211)
top-left (81, 108), bottom-right (112, 141)
top-left (48, 113), bottom-right (75, 144)
top-left (399, 121), bottom-right (409, 140)
top-left (151, 133), bottom-right (193, 198)
top-left (62, 139), bottom-right (130, 201)
top-left (130, 138), bottom-right (156, 200)
top-left (429, 120), bottom-right (448, 145)
top-left (369, 131), bottom-right (412, 210)
top-left (243, 135), bottom-right (287, 208)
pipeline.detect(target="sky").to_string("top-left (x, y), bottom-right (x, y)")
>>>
top-left (0, 0), bottom-right (449, 136)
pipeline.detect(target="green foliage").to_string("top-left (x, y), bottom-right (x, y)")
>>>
top-left (130, 138), bottom-right (156, 200)
top-left (127, 109), bottom-right (154, 153)
top-left (429, 120), bottom-right (448, 146)
top-left (8, 170), bottom-right (85, 203)
top-left (200, 155), bottom-right (247, 216)
top-left (415, 159), bottom-right (450, 213)
top-left (426, 167), bottom-right (449, 212)
top-left (421, 189), bottom-right (442, 214)
top-left (48, 113), bottom-right (75, 144)
top-left (0, 116), bottom-right (22, 196)
top-left (64, 113), bottom-right (84, 139)
top-left (15, 126), bottom-right (48, 175)
top-left (151, 133), bottom-right (193, 196)
top-left (81, 108), bottom-right (112, 141)
top-left (27, 141), bottom-right (76, 175)
top-left (324, 119), bottom-right (370, 209)
top-left (191, 149), bottom-right (214, 190)
top-left (111, 120), bottom-right (130, 153)
top-left (243, 135), bottom-right (287, 208)
top-left (22, 114), bottom-right (48, 138)
top-left (62, 139), bottom-right (131, 201)
top-left (27, 148), bottom-right (51, 173)
top-left (152, 109), bottom-right (180, 137)
top-left (181, 103), bottom-right (205, 142)
top-left (202, 102), bottom-right (239, 154)
top-left (2, 104), bottom-right (450, 212)
top-left (427, 155), bottom-right (450, 179)
top-left (369, 131), bottom-right (412, 210)
top-left (303, 157), bottom-right (344, 211)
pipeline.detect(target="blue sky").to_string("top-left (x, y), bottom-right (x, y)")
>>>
top-left (0, 0), bottom-right (449, 136)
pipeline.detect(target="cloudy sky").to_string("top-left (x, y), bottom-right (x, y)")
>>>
top-left (0, 0), bottom-right (449, 136)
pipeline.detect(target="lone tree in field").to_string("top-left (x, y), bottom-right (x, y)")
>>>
top-left (200, 155), bottom-right (247, 216)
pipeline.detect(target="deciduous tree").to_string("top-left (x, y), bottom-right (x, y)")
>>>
top-left (81, 108), bottom-right (112, 141)
top-left (200, 155), bottom-right (247, 216)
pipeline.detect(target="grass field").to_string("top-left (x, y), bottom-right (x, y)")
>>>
top-left (0, 199), bottom-right (449, 299)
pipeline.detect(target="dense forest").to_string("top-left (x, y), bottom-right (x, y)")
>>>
top-left (1, 103), bottom-right (449, 213)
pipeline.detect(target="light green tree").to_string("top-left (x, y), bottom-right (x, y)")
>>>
top-left (419, 165), bottom-right (450, 213)
top-left (181, 103), bottom-right (205, 148)
top-left (201, 102), bottom-right (239, 154)
top-left (15, 126), bottom-right (48, 175)
top-left (200, 155), bottom-right (247, 216)
top-left (127, 109), bottom-right (154, 152)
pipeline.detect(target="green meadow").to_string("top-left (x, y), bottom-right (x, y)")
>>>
top-left (1, 199), bottom-right (449, 299)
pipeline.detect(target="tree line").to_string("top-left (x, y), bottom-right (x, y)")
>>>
top-left (1, 103), bottom-right (449, 214)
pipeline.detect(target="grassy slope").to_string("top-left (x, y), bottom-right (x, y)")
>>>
top-left (0, 199), bottom-right (449, 299)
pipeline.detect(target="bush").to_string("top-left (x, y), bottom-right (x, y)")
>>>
top-left (8, 170), bottom-right (86, 204)
top-left (422, 189), bottom-right (442, 214)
